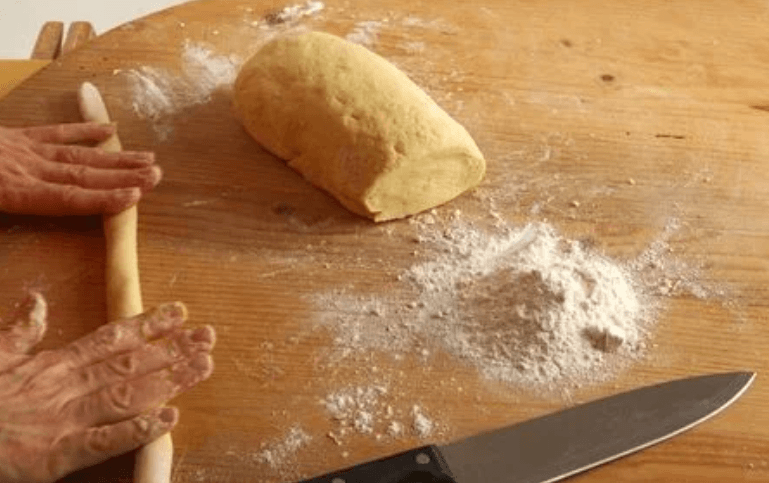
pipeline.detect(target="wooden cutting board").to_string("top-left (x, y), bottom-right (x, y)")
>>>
top-left (1, 1), bottom-right (768, 482)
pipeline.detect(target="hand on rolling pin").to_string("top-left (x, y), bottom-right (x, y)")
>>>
top-left (0, 122), bottom-right (161, 215)
top-left (0, 296), bottom-right (215, 483)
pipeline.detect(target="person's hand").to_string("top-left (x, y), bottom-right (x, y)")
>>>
top-left (0, 122), bottom-right (162, 215)
top-left (0, 294), bottom-right (215, 483)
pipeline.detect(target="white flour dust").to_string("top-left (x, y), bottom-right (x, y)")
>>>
top-left (411, 405), bottom-right (434, 438)
top-left (182, 42), bottom-right (240, 88)
top-left (262, 1), bottom-right (325, 25)
top-left (126, 41), bottom-right (241, 138)
top-left (311, 220), bottom-right (654, 390)
top-left (254, 426), bottom-right (312, 469)
top-left (322, 385), bottom-right (438, 443)
top-left (400, 15), bottom-right (459, 34)
top-left (346, 21), bottom-right (384, 47)
top-left (401, 41), bottom-right (426, 54)
top-left (324, 385), bottom-right (388, 436)
top-left (407, 222), bottom-right (650, 386)
top-left (344, 14), bottom-right (459, 48)
top-left (126, 67), bottom-right (174, 121)
top-left (630, 218), bottom-right (727, 300)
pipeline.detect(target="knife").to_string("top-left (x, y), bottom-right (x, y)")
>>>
top-left (299, 371), bottom-right (754, 483)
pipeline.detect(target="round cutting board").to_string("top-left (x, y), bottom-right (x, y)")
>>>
top-left (1, 0), bottom-right (768, 482)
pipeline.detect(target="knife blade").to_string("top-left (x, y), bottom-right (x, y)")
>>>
top-left (299, 371), bottom-right (755, 483)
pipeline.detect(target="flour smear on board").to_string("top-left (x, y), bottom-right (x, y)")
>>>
top-left (125, 0), bottom-right (328, 139)
top-left (263, 0), bottom-right (324, 24)
top-left (346, 20), bottom-right (384, 46)
top-left (126, 41), bottom-right (241, 138)
top-left (311, 220), bottom-right (655, 390)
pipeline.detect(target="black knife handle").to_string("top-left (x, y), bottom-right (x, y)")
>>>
top-left (299, 445), bottom-right (457, 483)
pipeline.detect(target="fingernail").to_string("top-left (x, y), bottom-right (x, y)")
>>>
top-left (118, 187), bottom-right (141, 206)
top-left (139, 166), bottom-right (162, 191)
top-left (160, 301), bottom-right (187, 320)
top-left (149, 165), bottom-right (163, 185)
top-left (190, 326), bottom-right (214, 344)
top-left (190, 353), bottom-right (213, 373)
top-left (158, 406), bottom-right (178, 425)
top-left (140, 152), bottom-right (156, 164)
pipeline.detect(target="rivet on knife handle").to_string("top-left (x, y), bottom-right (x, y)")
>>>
top-left (300, 445), bottom-right (457, 483)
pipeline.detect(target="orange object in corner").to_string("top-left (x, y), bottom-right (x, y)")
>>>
top-left (0, 60), bottom-right (50, 100)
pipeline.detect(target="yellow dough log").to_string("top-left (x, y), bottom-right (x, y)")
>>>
top-left (233, 31), bottom-right (486, 222)
top-left (78, 82), bottom-right (173, 483)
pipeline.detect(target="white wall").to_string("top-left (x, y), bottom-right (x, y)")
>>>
top-left (0, 0), bottom-right (186, 58)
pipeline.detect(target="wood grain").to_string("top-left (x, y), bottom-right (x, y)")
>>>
top-left (1, 1), bottom-right (768, 482)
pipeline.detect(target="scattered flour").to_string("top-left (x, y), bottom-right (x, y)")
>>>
top-left (343, 14), bottom-right (459, 48)
top-left (400, 15), bottom-right (459, 34)
top-left (324, 385), bottom-right (387, 435)
top-left (412, 405), bottom-right (434, 438)
top-left (182, 42), bottom-right (240, 89)
top-left (254, 426), bottom-right (312, 469)
top-left (401, 41), bottom-right (426, 54)
top-left (630, 218), bottom-right (727, 300)
top-left (127, 2), bottom-right (328, 140)
top-left (387, 421), bottom-right (404, 437)
top-left (322, 385), bottom-right (439, 442)
top-left (264, 1), bottom-right (325, 25)
top-left (346, 20), bottom-right (384, 47)
top-left (0, 292), bottom-right (49, 353)
top-left (126, 41), bottom-right (241, 138)
top-left (126, 66), bottom-right (174, 121)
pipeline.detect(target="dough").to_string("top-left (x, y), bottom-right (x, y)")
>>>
top-left (233, 31), bottom-right (486, 222)
top-left (78, 82), bottom-right (173, 483)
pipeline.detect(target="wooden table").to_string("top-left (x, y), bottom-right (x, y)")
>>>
top-left (1, 1), bottom-right (768, 482)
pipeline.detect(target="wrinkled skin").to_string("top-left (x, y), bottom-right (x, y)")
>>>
top-left (0, 122), bottom-right (161, 215)
top-left (0, 295), bottom-right (215, 483)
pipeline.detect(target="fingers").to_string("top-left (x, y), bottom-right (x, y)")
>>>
top-left (33, 143), bottom-right (156, 169)
top-left (0, 292), bottom-right (47, 354)
top-left (32, 159), bottom-right (162, 192)
top-left (20, 122), bottom-right (116, 144)
top-left (67, 352), bottom-right (213, 427)
top-left (1, 182), bottom-right (142, 216)
top-left (66, 325), bottom-right (215, 400)
top-left (48, 406), bottom-right (178, 480)
top-left (65, 302), bottom-right (188, 368)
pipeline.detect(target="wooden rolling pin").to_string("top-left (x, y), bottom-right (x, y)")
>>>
top-left (77, 82), bottom-right (173, 483)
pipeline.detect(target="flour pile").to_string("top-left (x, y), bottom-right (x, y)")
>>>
top-left (312, 221), bottom-right (652, 389)
top-left (407, 222), bottom-right (649, 386)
